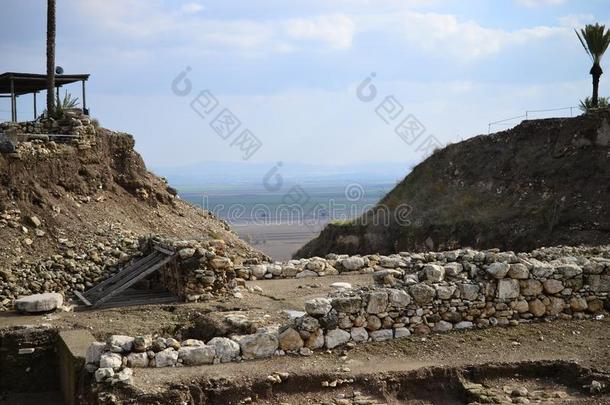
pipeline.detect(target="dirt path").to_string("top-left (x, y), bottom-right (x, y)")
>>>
top-left (0, 273), bottom-right (374, 338)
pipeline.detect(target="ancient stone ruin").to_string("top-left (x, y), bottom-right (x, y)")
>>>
top-left (82, 245), bottom-right (609, 385)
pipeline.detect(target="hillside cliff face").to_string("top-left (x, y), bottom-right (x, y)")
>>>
top-left (296, 110), bottom-right (610, 258)
top-left (0, 128), bottom-right (265, 308)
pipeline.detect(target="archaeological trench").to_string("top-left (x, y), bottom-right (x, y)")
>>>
top-left (1, 112), bottom-right (610, 404)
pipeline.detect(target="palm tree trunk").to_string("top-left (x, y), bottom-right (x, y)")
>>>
top-left (46, 0), bottom-right (56, 115)
top-left (591, 63), bottom-right (603, 108)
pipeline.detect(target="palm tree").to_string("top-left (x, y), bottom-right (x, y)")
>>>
top-left (576, 24), bottom-right (610, 108)
top-left (46, 0), bottom-right (56, 115)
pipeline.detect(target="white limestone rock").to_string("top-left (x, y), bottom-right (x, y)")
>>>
top-left (207, 337), bottom-right (240, 363)
top-left (14, 293), bottom-right (63, 313)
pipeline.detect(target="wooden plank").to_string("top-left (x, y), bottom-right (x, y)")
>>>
top-left (153, 244), bottom-right (175, 256)
top-left (92, 255), bottom-right (173, 308)
top-left (93, 253), bottom-right (166, 298)
top-left (96, 295), bottom-right (178, 309)
top-left (84, 252), bottom-right (162, 299)
top-left (73, 291), bottom-right (92, 306)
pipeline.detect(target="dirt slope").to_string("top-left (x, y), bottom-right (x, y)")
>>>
top-left (296, 109), bottom-right (610, 258)
top-left (0, 128), bottom-right (265, 305)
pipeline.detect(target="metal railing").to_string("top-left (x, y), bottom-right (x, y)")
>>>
top-left (488, 106), bottom-right (578, 134)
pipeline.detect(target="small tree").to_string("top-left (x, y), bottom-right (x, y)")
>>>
top-left (576, 24), bottom-right (610, 108)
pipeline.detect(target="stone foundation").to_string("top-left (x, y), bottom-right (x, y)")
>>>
top-left (84, 245), bottom-right (610, 385)
top-left (0, 108), bottom-right (96, 138)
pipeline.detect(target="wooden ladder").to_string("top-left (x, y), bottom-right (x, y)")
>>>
top-left (74, 244), bottom-right (175, 308)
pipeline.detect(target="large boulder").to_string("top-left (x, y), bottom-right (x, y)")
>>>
top-left (235, 329), bottom-right (279, 360)
top-left (444, 263), bottom-right (463, 277)
top-left (370, 329), bottom-right (393, 342)
top-left (155, 348), bottom-right (179, 367)
top-left (350, 327), bottom-right (369, 343)
top-left (423, 264), bottom-right (445, 283)
top-left (178, 345), bottom-right (216, 365)
top-left (519, 279), bottom-right (542, 296)
top-left (250, 264), bottom-right (267, 279)
top-left (388, 289), bottom-right (411, 307)
top-left (528, 299), bottom-right (546, 317)
top-left (331, 296), bottom-right (362, 313)
top-left (543, 279), bottom-right (564, 294)
top-left (296, 270), bottom-right (318, 278)
top-left (99, 352), bottom-right (123, 369)
top-left (486, 263), bottom-right (510, 279)
top-left (126, 352), bottom-right (149, 368)
top-left (278, 328), bottom-right (304, 351)
top-left (366, 291), bottom-right (388, 314)
top-left (341, 257), bottom-right (365, 271)
top-left (458, 283), bottom-right (479, 301)
top-left (107, 335), bottom-right (134, 353)
top-left (435, 285), bottom-right (456, 300)
top-left (508, 264), bottom-right (529, 279)
top-left (95, 368), bottom-right (114, 383)
top-left (207, 337), bottom-right (240, 363)
top-left (497, 279), bottom-right (520, 300)
top-left (14, 293), bottom-right (63, 313)
top-left (305, 298), bottom-right (332, 316)
top-left (554, 263), bottom-right (582, 279)
top-left (325, 329), bottom-right (351, 349)
top-left (433, 320), bottom-right (453, 333)
top-left (86, 342), bottom-right (106, 366)
top-left (409, 283), bottom-right (436, 304)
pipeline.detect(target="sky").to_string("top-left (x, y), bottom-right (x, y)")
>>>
top-left (2, 0), bottom-right (610, 170)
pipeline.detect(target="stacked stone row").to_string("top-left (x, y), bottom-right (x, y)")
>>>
top-left (291, 250), bottom-right (610, 346)
top-left (86, 246), bottom-right (609, 385)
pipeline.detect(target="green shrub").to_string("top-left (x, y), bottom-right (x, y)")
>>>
top-left (579, 96), bottom-right (609, 112)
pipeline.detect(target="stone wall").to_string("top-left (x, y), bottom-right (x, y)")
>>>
top-left (148, 238), bottom-right (264, 302)
top-left (0, 109), bottom-right (96, 137)
top-left (0, 109), bottom-right (96, 156)
top-left (84, 246), bottom-right (610, 387)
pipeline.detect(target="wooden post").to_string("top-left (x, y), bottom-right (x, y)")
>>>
top-left (81, 80), bottom-right (87, 113)
top-left (33, 92), bottom-right (37, 119)
top-left (10, 78), bottom-right (16, 122)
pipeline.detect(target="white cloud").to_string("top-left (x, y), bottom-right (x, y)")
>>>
top-left (177, 2), bottom-right (205, 15)
top-left (516, 0), bottom-right (566, 8)
top-left (68, 0), bottom-right (566, 60)
top-left (70, 0), bottom-right (355, 52)
top-left (557, 14), bottom-right (596, 27)
top-left (362, 11), bottom-right (564, 61)
top-left (283, 14), bottom-right (355, 50)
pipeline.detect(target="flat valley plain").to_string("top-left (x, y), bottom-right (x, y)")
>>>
top-left (179, 182), bottom-right (393, 260)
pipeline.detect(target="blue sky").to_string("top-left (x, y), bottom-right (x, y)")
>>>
top-left (2, 0), bottom-right (610, 168)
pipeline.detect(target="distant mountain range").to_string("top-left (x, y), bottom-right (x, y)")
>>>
top-left (151, 161), bottom-right (415, 188)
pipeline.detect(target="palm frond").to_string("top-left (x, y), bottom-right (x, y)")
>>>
top-left (578, 23), bottom-right (610, 64)
top-left (579, 96), bottom-right (609, 112)
top-left (575, 28), bottom-right (592, 61)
